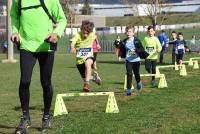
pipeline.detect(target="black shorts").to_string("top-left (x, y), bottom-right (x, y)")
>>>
top-left (76, 57), bottom-right (93, 78)
top-left (176, 54), bottom-right (183, 63)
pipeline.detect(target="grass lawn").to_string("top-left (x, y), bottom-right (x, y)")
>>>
top-left (0, 52), bottom-right (200, 134)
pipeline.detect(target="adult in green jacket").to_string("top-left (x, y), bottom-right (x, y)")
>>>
top-left (10, 0), bottom-right (67, 133)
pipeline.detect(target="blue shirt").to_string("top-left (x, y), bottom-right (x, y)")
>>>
top-left (158, 32), bottom-right (168, 47)
top-left (125, 37), bottom-right (140, 62)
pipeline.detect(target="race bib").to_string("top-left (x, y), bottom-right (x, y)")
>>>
top-left (127, 49), bottom-right (136, 57)
top-left (146, 47), bottom-right (154, 53)
top-left (177, 44), bottom-right (184, 50)
top-left (76, 48), bottom-right (92, 58)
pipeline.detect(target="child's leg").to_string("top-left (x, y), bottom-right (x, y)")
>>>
top-left (132, 62), bottom-right (141, 83)
top-left (145, 59), bottom-right (152, 73)
top-left (125, 61), bottom-right (133, 90)
top-left (151, 60), bottom-right (157, 81)
top-left (85, 58), bottom-right (94, 83)
top-left (179, 54), bottom-right (184, 65)
top-left (176, 54), bottom-right (180, 65)
top-left (76, 63), bottom-right (86, 80)
top-left (93, 53), bottom-right (97, 70)
top-left (132, 62), bottom-right (142, 90)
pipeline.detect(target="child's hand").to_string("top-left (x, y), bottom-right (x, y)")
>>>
top-left (97, 44), bottom-right (101, 50)
top-left (70, 47), bottom-right (76, 54)
top-left (185, 48), bottom-right (190, 52)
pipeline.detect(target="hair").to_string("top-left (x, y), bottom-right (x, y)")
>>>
top-left (81, 20), bottom-right (94, 33)
top-left (178, 32), bottom-right (183, 36)
top-left (171, 31), bottom-right (176, 34)
top-left (125, 25), bottom-right (135, 32)
top-left (147, 25), bottom-right (155, 31)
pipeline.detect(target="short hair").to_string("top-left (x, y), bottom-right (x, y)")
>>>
top-left (171, 31), bottom-right (176, 34)
top-left (81, 20), bottom-right (94, 33)
top-left (147, 25), bottom-right (155, 31)
top-left (125, 25), bottom-right (135, 32)
top-left (178, 32), bottom-right (183, 36)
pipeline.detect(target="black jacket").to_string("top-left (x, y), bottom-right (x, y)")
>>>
top-left (120, 37), bottom-right (149, 59)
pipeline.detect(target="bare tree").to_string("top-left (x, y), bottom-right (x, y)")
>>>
top-left (60, 0), bottom-right (79, 37)
top-left (123, 0), bottom-right (170, 27)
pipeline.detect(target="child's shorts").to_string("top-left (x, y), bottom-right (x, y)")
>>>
top-left (176, 54), bottom-right (183, 63)
top-left (76, 57), bottom-right (93, 78)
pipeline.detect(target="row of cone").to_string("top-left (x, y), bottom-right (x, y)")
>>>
top-left (53, 92), bottom-right (119, 117)
top-left (124, 73), bottom-right (168, 90)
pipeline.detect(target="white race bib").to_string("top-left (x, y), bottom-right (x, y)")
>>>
top-left (177, 44), bottom-right (184, 50)
top-left (76, 48), bottom-right (92, 58)
top-left (146, 47), bottom-right (154, 53)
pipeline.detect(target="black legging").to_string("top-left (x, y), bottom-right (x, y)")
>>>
top-left (126, 61), bottom-right (141, 89)
top-left (19, 50), bottom-right (54, 116)
top-left (145, 59), bottom-right (157, 80)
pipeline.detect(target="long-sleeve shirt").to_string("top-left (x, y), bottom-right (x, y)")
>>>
top-left (158, 32), bottom-right (168, 47)
top-left (142, 36), bottom-right (162, 60)
top-left (10, 0), bottom-right (67, 52)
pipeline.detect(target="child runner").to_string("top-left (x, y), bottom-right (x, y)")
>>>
top-left (175, 32), bottom-right (189, 65)
top-left (70, 20), bottom-right (100, 92)
top-left (120, 25), bottom-right (148, 96)
top-left (169, 31), bottom-right (177, 64)
top-left (91, 38), bottom-right (102, 85)
top-left (142, 26), bottom-right (162, 87)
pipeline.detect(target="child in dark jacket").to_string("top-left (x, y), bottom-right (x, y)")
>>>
top-left (175, 32), bottom-right (189, 65)
top-left (120, 25), bottom-right (148, 96)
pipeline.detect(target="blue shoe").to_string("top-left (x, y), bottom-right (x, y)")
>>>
top-left (126, 89), bottom-right (132, 96)
top-left (39, 115), bottom-right (51, 132)
top-left (136, 82), bottom-right (142, 91)
top-left (151, 80), bottom-right (156, 87)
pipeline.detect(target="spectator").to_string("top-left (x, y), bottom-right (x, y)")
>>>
top-left (158, 30), bottom-right (168, 64)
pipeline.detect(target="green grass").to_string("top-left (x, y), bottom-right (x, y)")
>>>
top-left (0, 52), bottom-right (200, 134)
top-left (106, 13), bottom-right (200, 26)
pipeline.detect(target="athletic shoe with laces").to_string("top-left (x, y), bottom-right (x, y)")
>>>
top-left (39, 115), bottom-right (51, 132)
top-left (126, 89), bottom-right (132, 96)
top-left (83, 83), bottom-right (90, 92)
top-left (136, 82), bottom-right (142, 91)
top-left (15, 116), bottom-right (31, 134)
top-left (92, 71), bottom-right (102, 85)
top-left (151, 80), bottom-right (156, 87)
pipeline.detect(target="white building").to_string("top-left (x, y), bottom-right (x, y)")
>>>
top-left (70, 1), bottom-right (200, 17)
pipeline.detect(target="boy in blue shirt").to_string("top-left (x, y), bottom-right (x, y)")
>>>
top-left (120, 25), bottom-right (148, 96)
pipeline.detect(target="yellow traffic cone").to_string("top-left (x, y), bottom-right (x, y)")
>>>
top-left (180, 64), bottom-right (187, 76)
top-left (106, 92), bottom-right (119, 113)
top-left (124, 75), bottom-right (134, 90)
top-left (156, 67), bottom-right (160, 78)
top-left (188, 59), bottom-right (193, 66)
top-left (193, 60), bottom-right (199, 69)
top-left (158, 74), bottom-right (167, 88)
top-left (175, 62), bottom-right (179, 70)
top-left (53, 94), bottom-right (68, 117)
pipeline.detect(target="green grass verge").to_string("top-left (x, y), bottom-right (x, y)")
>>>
top-left (0, 52), bottom-right (200, 134)
top-left (106, 13), bottom-right (200, 27)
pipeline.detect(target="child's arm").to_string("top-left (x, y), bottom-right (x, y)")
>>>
top-left (184, 40), bottom-right (190, 52)
top-left (95, 38), bottom-right (101, 50)
top-left (156, 38), bottom-right (162, 53)
top-left (70, 42), bottom-right (76, 54)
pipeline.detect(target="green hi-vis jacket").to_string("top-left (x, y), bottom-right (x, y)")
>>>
top-left (10, 0), bottom-right (67, 52)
